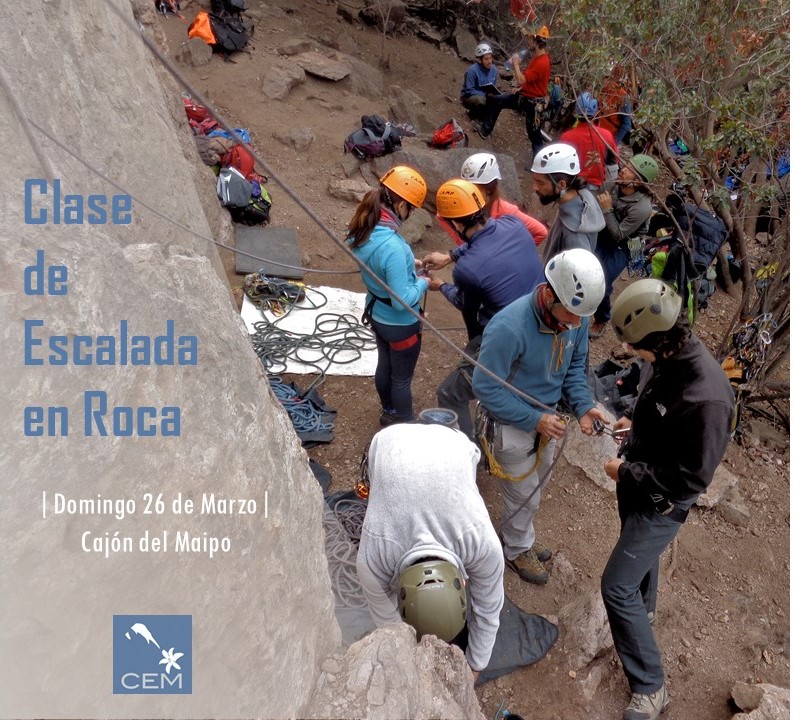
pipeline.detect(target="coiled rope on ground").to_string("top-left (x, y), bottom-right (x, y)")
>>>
top-left (268, 376), bottom-right (335, 433)
top-left (323, 498), bottom-right (368, 609)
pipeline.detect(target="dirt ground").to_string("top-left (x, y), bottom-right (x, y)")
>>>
top-left (159, 3), bottom-right (790, 717)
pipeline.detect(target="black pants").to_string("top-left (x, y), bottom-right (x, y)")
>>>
top-left (436, 335), bottom-right (481, 440)
top-left (601, 483), bottom-right (684, 693)
top-left (370, 318), bottom-right (422, 421)
top-left (489, 93), bottom-right (545, 155)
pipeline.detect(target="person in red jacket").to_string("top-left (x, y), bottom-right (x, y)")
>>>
top-left (480, 26), bottom-right (551, 158)
top-left (560, 92), bottom-right (619, 190)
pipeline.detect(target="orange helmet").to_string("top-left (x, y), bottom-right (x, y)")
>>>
top-left (380, 165), bottom-right (427, 208)
top-left (436, 179), bottom-right (486, 219)
top-left (535, 25), bottom-right (550, 39)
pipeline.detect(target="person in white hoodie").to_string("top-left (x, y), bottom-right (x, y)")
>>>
top-left (356, 422), bottom-right (504, 679)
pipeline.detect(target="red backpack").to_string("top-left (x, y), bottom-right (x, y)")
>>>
top-left (429, 119), bottom-right (468, 149)
top-left (221, 144), bottom-right (256, 179)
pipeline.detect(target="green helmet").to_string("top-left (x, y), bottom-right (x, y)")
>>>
top-left (398, 560), bottom-right (466, 641)
top-left (628, 154), bottom-right (660, 183)
top-left (611, 279), bottom-right (682, 344)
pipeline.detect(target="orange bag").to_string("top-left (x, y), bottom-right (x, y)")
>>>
top-left (188, 11), bottom-right (216, 45)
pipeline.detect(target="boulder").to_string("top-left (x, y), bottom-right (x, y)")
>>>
top-left (697, 464), bottom-right (740, 509)
top-left (399, 207), bottom-right (434, 246)
top-left (361, 0), bottom-right (406, 32)
top-left (559, 590), bottom-right (613, 670)
top-left (305, 624), bottom-right (485, 719)
top-left (277, 38), bottom-right (315, 56)
top-left (274, 127), bottom-right (315, 152)
top-left (261, 61), bottom-right (306, 101)
top-left (176, 37), bottom-right (213, 67)
top-left (337, 53), bottom-right (384, 98)
top-left (341, 152), bottom-right (363, 178)
top-left (294, 51), bottom-right (352, 81)
top-left (388, 85), bottom-right (435, 134)
top-left (454, 26), bottom-right (478, 62)
top-left (718, 490), bottom-right (751, 528)
top-left (333, 30), bottom-right (360, 56)
top-left (731, 682), bottom-right (790, 719)
top-left (328, 178), bottom-right (373, 202)
top-left (372, 139), bottom-right (523, 213)
top-left (337, 0), bottom-right (364, 24)
top-left (561, 407), bottom-right (618, 493)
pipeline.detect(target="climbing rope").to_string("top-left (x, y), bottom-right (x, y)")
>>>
top-left (323, 497), bottom-right (369, 609)
top-left (268, 377), bottom-right (335, 434)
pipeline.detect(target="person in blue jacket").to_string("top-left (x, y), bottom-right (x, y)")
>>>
top-left (427, 178), bottom-right (544, 439)
top-left (460, 43), bottom-right (500, 135)
top-left (347, 166), bottom-right (429, 426)
top-left (472, 249), bottom-right (609, 584)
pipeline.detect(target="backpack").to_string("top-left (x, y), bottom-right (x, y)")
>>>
top-left (222, 143), bottom-right (256, 179)
top-left (217, 166), bottom-right (252, 208)
top-left (210, 0), bottom-right (247, 14)
top-left (343, 114), bottom-right (403, 160)
top-left (188, 10), bottom-right (248, 53)
top-left (429, 119), bottom-right (468, 149)
top-left (230, 188), bottom-right (271, 226)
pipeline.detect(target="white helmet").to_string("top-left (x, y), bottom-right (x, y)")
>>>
top-left (475, 43), bottom-right (494, 58)
top-left (531, 143), bottom-right (581, 176)
top-left (461, 152), bottom-right (501, 184)
top-left (545, 248), bottom-right (605, 317)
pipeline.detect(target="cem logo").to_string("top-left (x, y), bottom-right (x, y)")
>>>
top-left (113, 615), bottom-right (192, 694)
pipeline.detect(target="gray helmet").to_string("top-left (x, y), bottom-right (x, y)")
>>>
top-left (611, 279), bottom-right (682, 344)
top-left (545, 248), bottom-right (605, 317)
top-left (398, 560), bottom-right (466, 641)
top-left (475, 43), bottom-right (494, 58)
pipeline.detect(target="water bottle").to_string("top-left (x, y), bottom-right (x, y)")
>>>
top-left (504, 48), bottom-right (531, 72)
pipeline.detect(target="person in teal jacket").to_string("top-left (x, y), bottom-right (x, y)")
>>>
top-left (348, 166), bottom-right (429, 426)
top-left (472, 249), bottom-right (609, 584)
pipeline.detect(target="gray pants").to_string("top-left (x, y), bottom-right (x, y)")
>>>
top-left (436, 336), bottom-right (481, 440)
top-left (601, 486), bottom-right (683, 693)
top-left (493, 424), bottom-right (556, 560)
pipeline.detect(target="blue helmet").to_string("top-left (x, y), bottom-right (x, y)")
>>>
top-left (575, 92), bottom-right (598, 118)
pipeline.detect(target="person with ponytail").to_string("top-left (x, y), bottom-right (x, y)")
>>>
top-left (347, 165), bottom-right (429, 426)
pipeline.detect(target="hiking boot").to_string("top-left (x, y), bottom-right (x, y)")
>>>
top-left (623, 686), bottom-right (669, 720)
top-left (472, 121), bottom-right (491, 139)
top-left (588, 321), bottom-right (607, 339)
top-left (379, 409), bottom-right (398, 426)
top-left (504, 550), bottom-right (550, 584)
top-left (532, 540), bottom-right (552, 563)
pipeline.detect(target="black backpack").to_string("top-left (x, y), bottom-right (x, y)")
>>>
top-left (343, 115), bottom-right (405, 159)
top-left (210, 12), bottom-right (248, 53)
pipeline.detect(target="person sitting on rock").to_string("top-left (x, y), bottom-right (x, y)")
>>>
top-left (357, 421), bottom-right (505, 682)
top-left (460, 43), bottom-right (501, 137)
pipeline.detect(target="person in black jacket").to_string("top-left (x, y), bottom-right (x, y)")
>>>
top-left (601, 279), bottom-right (734, 720)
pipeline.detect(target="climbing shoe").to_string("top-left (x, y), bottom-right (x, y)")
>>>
top-left (532, 541), bottom-right (552, 563)
top-left (504, 550), bottom-right (549, 585)
top-left (623, 685), bottom-right (669, 720)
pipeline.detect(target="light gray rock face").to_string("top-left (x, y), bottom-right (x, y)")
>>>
top-left (697, 464), bottom-right (741, 508)
top-left (274, 126), bottom-right (316, 151)
top-left (732, 682), bottom-right (790, 719)
top-left (328, 177), bottom-right (373, 202)
top-left (176, 37), bottom-right (214, 67)
top-left (562, 408), bottom-right (618, 493)
top-left (372, 140), bottom-right (523, 213)
top-left (306, 624), bottom-right (486, 720)
top-left (559, 590), bottom-right (614, 670)
top-left (399, 207), bottom-right (434, 246)
top-left (262, 60), bottom-right (307, 100)
top-left (338, 53), bottom-right (385, 98)
top-left (294, 51), bottom-right (352, 81)
top-left (0, 0), bottom-right (339, 717)
top-left (454, 27), bottom-right (478, 62)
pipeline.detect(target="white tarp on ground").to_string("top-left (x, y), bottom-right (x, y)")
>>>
top-left (241, 286), bottom-right (377, 376)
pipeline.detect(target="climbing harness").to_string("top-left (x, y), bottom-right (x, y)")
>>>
top-left (474, 405), bottom-right (557, 482)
